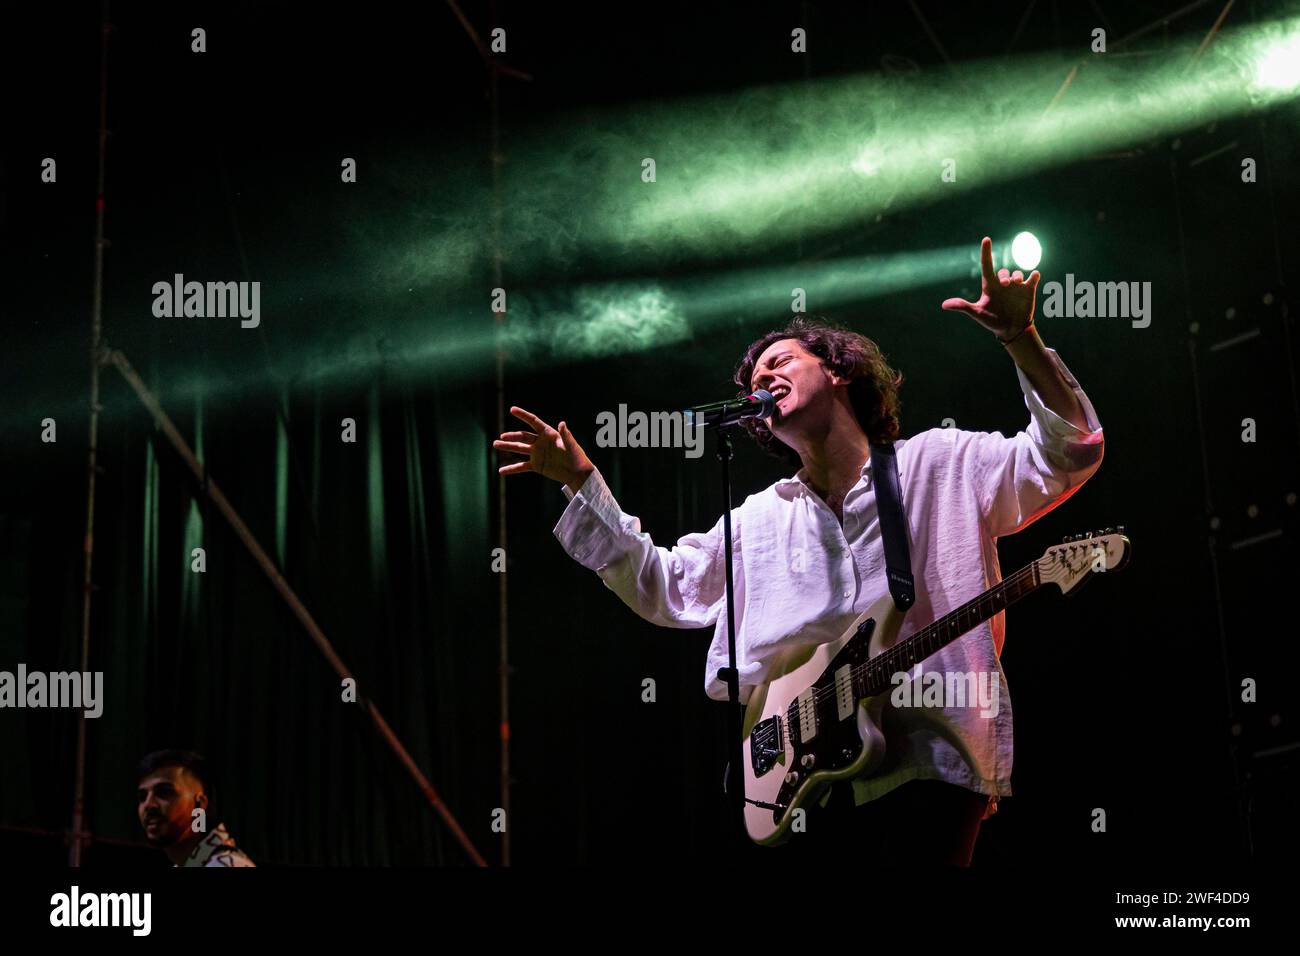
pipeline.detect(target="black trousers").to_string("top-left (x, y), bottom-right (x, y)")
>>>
top-left (780, 778), bottom-right (990, 867)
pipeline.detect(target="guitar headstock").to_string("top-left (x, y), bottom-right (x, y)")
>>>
top-left (1037, 528), bottom-right (1131, 595)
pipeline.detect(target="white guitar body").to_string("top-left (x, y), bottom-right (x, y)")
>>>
top-left (737, 529), bottom-right (1131, 846)
top-left (740, 591), bottom-right (904, 846)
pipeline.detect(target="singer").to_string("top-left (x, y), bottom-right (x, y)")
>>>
top-left (493, 236), bottom-right (1105, 866)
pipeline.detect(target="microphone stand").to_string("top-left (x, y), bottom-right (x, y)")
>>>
top-left (713, 425), bottom-right (747, 843)
top-left (683, 389), bottom-right (771, 845)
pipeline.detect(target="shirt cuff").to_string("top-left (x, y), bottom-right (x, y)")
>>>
top-left (553, 468), bottom-right (629, 571)
top-left (561, 468), bottom-right (600, 503)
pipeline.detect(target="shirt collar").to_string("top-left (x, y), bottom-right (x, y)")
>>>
top-left (775, 452), bottom-right (874, 492)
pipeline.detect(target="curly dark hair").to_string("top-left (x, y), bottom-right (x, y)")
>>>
top-left (732, 314), bottom-right (903, 469)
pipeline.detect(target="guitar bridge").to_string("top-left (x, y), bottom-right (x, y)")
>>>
top-left (749, 716), bottom-right (784, 776)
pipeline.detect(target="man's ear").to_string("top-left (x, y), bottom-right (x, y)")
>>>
top-left (195, 792), bottom-right (208, 809)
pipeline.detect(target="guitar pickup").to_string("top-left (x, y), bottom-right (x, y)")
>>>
top-left (749, 716), bottom-right (784, 776)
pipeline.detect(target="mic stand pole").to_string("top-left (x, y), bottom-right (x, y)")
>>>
top-left (712, 425), bottom-right (748, 844)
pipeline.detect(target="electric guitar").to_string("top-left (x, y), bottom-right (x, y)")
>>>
top-left (739, 528), bottom-right (1131, 845)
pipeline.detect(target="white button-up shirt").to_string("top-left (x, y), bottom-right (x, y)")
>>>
top-left (554, 348), bottom-right (1103, 806)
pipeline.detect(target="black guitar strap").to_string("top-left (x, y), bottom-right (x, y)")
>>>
top-left (869, 441), bottom-right (915, 613)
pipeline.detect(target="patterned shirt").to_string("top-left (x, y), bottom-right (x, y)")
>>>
top-left (177, 822), bottom-right (256, 867)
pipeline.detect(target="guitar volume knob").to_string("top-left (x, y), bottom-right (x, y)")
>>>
top-left (800, 754), bottom-right (816, 769)
top-left (784, 771), bottom-right (800, 786)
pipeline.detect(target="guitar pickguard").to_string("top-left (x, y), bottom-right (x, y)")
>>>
top-left (752, 617), bottom-right (878, 823)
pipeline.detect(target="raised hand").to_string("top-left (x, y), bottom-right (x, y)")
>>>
top-left (494, 406), bottom-right (595, 493)
top-left (941, 236), bottom-right (1041, 341)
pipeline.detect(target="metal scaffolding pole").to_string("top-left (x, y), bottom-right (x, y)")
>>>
top-left (445, 0), bottom-right (532, 866)
top-left (68, 0), bottom-right (112, 868)
top-left (489, 44), bottom-right (512, 870)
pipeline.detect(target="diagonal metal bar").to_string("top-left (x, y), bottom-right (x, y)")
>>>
top-left (105, 347), bottom-right (487, 867)
top-left (444, 0), bottom-right (533, 81)
top-left (1186, 0), bottom-right (1236, 72)
top-left (1040, 0), bottom-right (1218, 117)
top-left (1007, 0), bottom-right (1039, 54)
top-left (906, 0), bottom-right (955, 72)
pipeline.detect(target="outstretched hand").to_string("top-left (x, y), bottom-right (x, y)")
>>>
top-left (493, 406), bottom-right (595, 492)
top-left (942, 236), bottom-right (1041, 341)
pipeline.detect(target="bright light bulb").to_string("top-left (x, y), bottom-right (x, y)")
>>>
top-left (1011, 232), bottom-right (1042, 271)
top-left (1256, 34), bottom-right (1300, 93)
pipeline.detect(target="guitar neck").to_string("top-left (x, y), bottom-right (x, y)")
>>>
top-left (856, 558), bottom-right (1043, 698)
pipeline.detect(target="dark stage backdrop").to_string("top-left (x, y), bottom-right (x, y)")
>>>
top-left (2, 1), bottom-right (1298, 869)
top-left (5, 271), bottom-right (1298, 867)
top-left (1, 369), bottom-right (498, 865)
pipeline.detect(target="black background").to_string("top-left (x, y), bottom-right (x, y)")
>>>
top-left (2, 0), bottom-right (1298, 875)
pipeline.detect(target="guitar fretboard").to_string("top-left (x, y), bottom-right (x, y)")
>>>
top-left (854, 559), bottom-right (1042, 698)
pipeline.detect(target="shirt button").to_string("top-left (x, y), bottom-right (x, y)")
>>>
top-left (843, 588), bottom-right (851, 598)
top-left (575, 551), bottom-right (585, 559)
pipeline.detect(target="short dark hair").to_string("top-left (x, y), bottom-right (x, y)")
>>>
top-left (135, 749), bottom-right (215, 814)
top-left (733, 314), bottom-right (904, 469)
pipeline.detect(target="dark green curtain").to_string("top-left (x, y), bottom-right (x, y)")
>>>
top-left (3, 368), bottom-right (495, 866)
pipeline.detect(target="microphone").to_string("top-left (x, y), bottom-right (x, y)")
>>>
top-left (682, 389), bottom-right (776, 429)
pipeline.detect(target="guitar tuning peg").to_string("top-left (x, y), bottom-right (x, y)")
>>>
top-left (1104, 527), bottom-right (1114, 535)
top-left (1061, 535), bottom-right (1070, 543)
top-left (1117, 525), bottom-right (1125, 533)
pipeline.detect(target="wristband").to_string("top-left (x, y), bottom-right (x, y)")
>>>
top-left (998, 322), bottom-right (1034, 346)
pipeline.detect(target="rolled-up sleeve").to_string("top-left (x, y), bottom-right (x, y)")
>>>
top-left (553, 468), bottom-right (729, 629)
top-left (962, 348), bottom-right (1105, 539)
